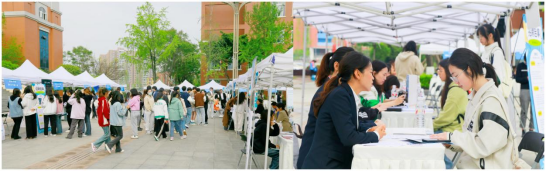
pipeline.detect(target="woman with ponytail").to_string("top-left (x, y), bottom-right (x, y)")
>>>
top-left (297, 47), bottom-right (359, 169)
top-left (301, 51), bottom-right (386, 169)
top-left (431, 48), bottom-right (528, 169)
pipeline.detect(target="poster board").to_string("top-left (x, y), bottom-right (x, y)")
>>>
top-left (34, 84), bottom-right (46, 132)
top-left (523, 13), bottom-right (544, 134)
top-left (4, 79), bottom-right (22, 90)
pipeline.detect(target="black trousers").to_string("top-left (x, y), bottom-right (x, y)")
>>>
top-left (106, 126), bottom-right (123, 152)
top-left (204, 102), bottom-right (209, 124)
top-left (24, 114), bottom-right (37, 138)
top-left (66, 110), bottom-right (72, 129)
top-left (11, 117), bottom-right (23, 138)
top-left (154, 118), bottom-right (167, 138)
top-left (43, 115), bottom-right (57, 135)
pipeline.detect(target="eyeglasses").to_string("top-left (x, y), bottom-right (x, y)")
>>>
top-left (450, 71), bottom-right (464, 83)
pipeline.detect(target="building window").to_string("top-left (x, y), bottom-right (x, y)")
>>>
top-left (38, 7), bottom-right (47, 20)
top-left (275, 2), bottom-right (285, 17)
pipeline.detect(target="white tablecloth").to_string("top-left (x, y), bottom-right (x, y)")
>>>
top-left (351, 128), bottom-right (445, 169)
top-left (270, 133), bottom-right (295, 169)
top-left (382, 108), bottom-right (434, 129)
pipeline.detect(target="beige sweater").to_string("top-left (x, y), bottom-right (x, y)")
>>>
top-left (448, 80), bottom-right (529, 169)
top-left (144, 95), bottom-right (155, 112)
top-left (394, 51), bottom-right (424, 83)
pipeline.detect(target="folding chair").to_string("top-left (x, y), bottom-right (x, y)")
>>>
top-left (450, 152), bottom-right (462, 169)
top-left (518, 131), bottom-right (544, 169)
top-left (237, 132), bottom-right (263, 169)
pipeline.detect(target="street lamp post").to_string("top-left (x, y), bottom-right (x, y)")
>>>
top-left (226, 2), bottom-right (249, 81)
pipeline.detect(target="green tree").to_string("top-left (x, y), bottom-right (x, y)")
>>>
top-left (2, 13), bottom-right (25, 67)
top-left (160, 28), bottom-right (200, 84)
top-left (117, 2), bottom-right (171, 81)
top-left (201, 32), bottom-right (247, 80)
top-left (2, 60), bottom-right (19, 70)
top-left (241, 2), bottom-right (292, 63)
top-left (65, 46), bottom-right (95, 72)
top-left (61, 64), bottom-right (83, 75)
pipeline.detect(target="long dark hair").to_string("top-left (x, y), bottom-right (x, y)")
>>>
top-left (448, 48), bottom-right (500, 87)
top-left (98, 88), bottom-right (108, 98)
top-left (237, 92), bottom-right (246, 105)
top-left (110, 91), bottom-right (122, 105)
top-left (439, 59), bottom-right (453, 108)
top-left (313, 51), bottom-right (371, 117)
top-left (74, 90), bottom-right (83, 104)
top-left (23, 86), bottom-right (36, 99)
top-left (154, 89), bottom-right (164, 102)
top-left (12, 88), bottom-right (21, 98)
top-left (403, 41), bottom-right (418, 56)
top-left (277, 102), bottom-right (288, 115)
top-left (372, 60), bottom-right (388, 93)
top-left (130, 88), bottom-right (138, 97)
top-left (476, 24), bottom-right (504, 55)
top-left (315, 47), bottom-right (355, 87)
top-left (47, 89), bottom-right (55, 103)
top-left (170, 91), bottom-right (179, 104)
top-left (54, 91), bottom-right (62, 103)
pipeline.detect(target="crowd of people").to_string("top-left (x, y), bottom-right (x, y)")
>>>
top-left (296, 23), bottom-right (533, 169)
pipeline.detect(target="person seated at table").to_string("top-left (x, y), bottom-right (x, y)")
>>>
top-left (359, 60), bottom-right (405, 109)
top-left (430, 48), bottom-right (528, 169)
top-left (253, 110), bottom-right (280, 169)
top-left (302, 51), bottom-right (386, 169)
top-left (273, 102), bottom-right (292, 132)
top-left (433, 59), bottom-right (469, 169)
top-left (383, 75), bottom-right (400, 99)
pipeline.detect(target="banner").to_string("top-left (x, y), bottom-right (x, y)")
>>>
top-left (4, 79), bottom-right (21, 90)
top-left (34, 84), bottom-right (46, 132)
top-left (41, 79), bottom-right (52, 90)
top-left (53, 82), bottom-right (64, 91)
top-left (523, 12), bottom-right (544, 134)
top-left (93, 85), bottom-right (100, 93)
top-left (106, 85), bottom-right (112, 91)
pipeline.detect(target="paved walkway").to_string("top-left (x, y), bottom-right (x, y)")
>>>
top-left (2, 113), bottom-right (263, 169)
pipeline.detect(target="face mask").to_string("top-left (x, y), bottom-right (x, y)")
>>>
top-left (148, 92), bottom-right (152, 96)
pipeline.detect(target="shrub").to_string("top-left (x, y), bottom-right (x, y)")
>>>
top-left (420, 74), bottom-right (433, 89)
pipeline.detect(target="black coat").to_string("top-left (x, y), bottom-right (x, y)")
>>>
top-left (253, 119), bottom-right (280, 154)
top-left (64, 94), bottom-right (72, 114)
top-left (301, 82), bottom-right (379, 169)
top-left (215, 93), bottom-right (227, 108)
top-left (255, 104), bottom-right (265, 114)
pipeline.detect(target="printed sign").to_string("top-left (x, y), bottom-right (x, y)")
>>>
top-left (4, 79), bottom-right (21, 90)
top-left (53, 82), bottom-right (64, 90)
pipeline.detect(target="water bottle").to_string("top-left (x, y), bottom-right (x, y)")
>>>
top-left (390, 85), bottom-right (398, 100)
top-left (416, 89), bottom-right (426, 128)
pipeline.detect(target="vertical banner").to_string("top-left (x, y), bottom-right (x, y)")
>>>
top-left (34, 84), bottom-right (46, 132)
top-left (106, 85), bottom-right (112, 91)
top-left (41, 79), bottom-right (52, 91)
top-left (523, 12), bottom-right (544, 135)
top-left (52, 82), bottom-right (64, 91)
top-left (286, 88), bottom-right (294, 111)
top-left (93, 85), bottom-right (100, 93)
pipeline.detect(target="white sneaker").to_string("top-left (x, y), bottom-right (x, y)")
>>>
top-left (170, 137), bottom-right (174, 141)
top-left (53, 134), bottom-right (56, 137)
top-left (105, 145), bottom-right (112, 154)
top-left (65, 130), bottom-right (70, 133)
top-left (44, 135), bottom-right (48, 138)
top-left (83, 135), bottom-right (87, 137)
top-left (91, 143), bottom-right (96, 152)
top-left (146, 131), bottom-right (151, 135)
top-left (131, 135), bottom-right (138, 139)
top-left (182, 135), bottom-right (187, 139)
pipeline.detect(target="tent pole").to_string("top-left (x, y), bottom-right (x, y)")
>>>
top-left (264, 63), bottom-right (274, 169)
top-left (301, 13), bottom-right (308, 129)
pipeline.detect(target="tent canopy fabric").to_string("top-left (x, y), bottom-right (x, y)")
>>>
top-left (178, 80), bottom-right (195, 89)
top-left (234, 48), bottom-right (293, 89)
top-left (48, 66), bottom-right (80, 84)
top-left (199, 80), bottom-right (225, 90)
top-left (95, 74), bottom-right (121, 87)
top-left (294, 2), bottom-right (530, 46)
top-left (74, 71), bottom-right (98, 86)
top-left (148, 80), bottom-right (172, 90)
top-left (8, 60), bottom-right (50, 83)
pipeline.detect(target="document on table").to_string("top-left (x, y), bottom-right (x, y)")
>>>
top-left (383, 134), bottom-right (429, 140)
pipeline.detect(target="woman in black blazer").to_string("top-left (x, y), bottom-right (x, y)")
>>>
top-left (301, 51), bottom-right (386, 169)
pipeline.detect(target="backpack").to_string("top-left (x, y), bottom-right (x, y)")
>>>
top-left (489, 47), bottom-right (514, 98)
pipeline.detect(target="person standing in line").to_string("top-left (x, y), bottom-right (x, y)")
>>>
top-left (105, 91), bottom-right (127, 154)
top-left (202, 90), bottom-right (210, 125)
top-left (54, 91), bottom-right (64, 135)
top-left (127, 88), bottom-right (141, 139)
top-left (223, 96), bottom-right (238, 130)
top-left (138, 91), bottom-right (144, 132)
top-left (42, 90), bottom-right (58, 137)
top-left (233, 92), bottom-right (248, 134)
top-left (180, 86), bottom-right (192, 131)
top-left (515, 54), bottom-right (534, 134)
top-left (64, 89), bottom-right (74, 133)
top-left (91, 88), bottom-right (111, 152)
top-left (190, 88), bottom-right (197, 124)
top-left (194, 88), bottom-right (206, 126)
top-left (153, 90), bottom-right (169, 139)
top-left (143, 89), bottom-right (155, 135)
top-left (66, 90), bottom-right (86, 139)
top-left (83, 88), bottom-right (93, 136)
top-left (168, 91), bottom-right (186, 140)
top-left (207, 88), bottom-right (215, 118)
top-left (255, 99), bottom-right (265, 114)
top-left (394, 40), bottom-right (424, 83)
top-left (22, 86), bottom-right (39, 139)
top-left (7, 88), bottom-right (23, 140)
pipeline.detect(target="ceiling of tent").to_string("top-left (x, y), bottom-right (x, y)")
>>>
top-left (294, 2), bottom-right (532, 47)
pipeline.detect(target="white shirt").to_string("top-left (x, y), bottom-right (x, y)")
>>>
top-left (350, 85), bottom-right (380, 139)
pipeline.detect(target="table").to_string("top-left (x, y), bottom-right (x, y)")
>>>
top-left (351, 128), bottom-right (445, 169)
top-left (382, 108), bottom-right (435, 129)
top-left (270, 133), bottom-right (295, 169)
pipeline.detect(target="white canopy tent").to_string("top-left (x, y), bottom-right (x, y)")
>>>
top-left (178, 80), bottom-right (195, 89)
top-left (199, 80), bottom-right (225, 90)
top-left (48, 66), bottom-right (80, 85)
top-left (7, 60), bottom-right (50, 83)
top-left (95, 74), bottom-right (121, 87)
top-left (74, 71), bottom-right (98, 87)
top-left (2, 67), bottom-right (15, 79)
top-left (234, 48), bottom-right (294, 89)
top-left (147, 80), bottom-right (172, 90)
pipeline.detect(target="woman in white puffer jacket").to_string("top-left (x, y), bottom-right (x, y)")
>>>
top-left (42, 90), bottom-right (58, 137)
top-left (21, 86), bottom-right (39, 139)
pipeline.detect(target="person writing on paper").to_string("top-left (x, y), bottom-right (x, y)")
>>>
top-left (433, 59), bottom-right (469, 169)
top-left (302, 51), bottom-right (386, 169)
top-left (430, 48), bottom-right (529, 169)
top-left (297, 47), bottom-right (357, 169)
top-left (359, 60), bottom-right (405, 109)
